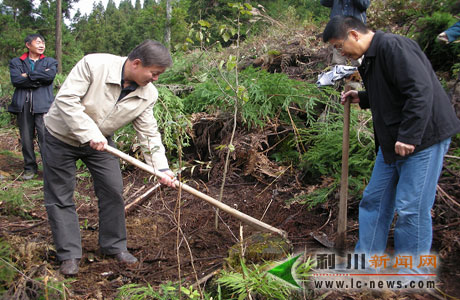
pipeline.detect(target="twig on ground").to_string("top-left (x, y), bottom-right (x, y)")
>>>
top-left (317, 209), bottom-right (333, 232)
top-left (437, 184), bottom-right (460, 209)
top-left (125, 183), bottom-right (160, 214)
top-left (433, 219), bottom-right (460, 231)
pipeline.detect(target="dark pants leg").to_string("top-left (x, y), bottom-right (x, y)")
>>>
top-left (17, 100), bottom-right (44, 173)
top-left (82, 144), bottom-right (127, 255)
top-left (35, 112), bottom-right (45, 166)
top-left (44, 130), bottom-right (126, 261)
top-left (43, 130), bottom-right (81, 261)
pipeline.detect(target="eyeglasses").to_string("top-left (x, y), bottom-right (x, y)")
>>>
top-left (333, 39), bottom-right (347, 51)
top-left (332, 31), bottom-right (352, 51)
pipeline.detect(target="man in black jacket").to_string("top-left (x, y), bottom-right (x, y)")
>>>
top-left (322, 17), bottom-right (460, 264)
top-left (9, 34), bottom-right (58, 180)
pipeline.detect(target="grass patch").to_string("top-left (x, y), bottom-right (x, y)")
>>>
top-left (0, 185), bottom-right (32, 218)
top-left (0, 150), bottom-right (22, 159)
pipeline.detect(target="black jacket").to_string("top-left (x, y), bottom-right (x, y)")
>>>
top-left (9, 52), bottom-right (58, 114)
top-left (358, 31), bottom-right (460, 163)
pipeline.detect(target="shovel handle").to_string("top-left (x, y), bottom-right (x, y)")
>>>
top-left (105, 145), bottom-right (288, 238)
top-left (336, 84), bottom-right (352, 251)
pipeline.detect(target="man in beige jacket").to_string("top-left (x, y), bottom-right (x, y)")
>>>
top-left (43, 40), bottom-right (176, 276)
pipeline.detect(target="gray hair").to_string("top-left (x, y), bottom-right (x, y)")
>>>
top-left (128, 40), bottom-right (172, 68)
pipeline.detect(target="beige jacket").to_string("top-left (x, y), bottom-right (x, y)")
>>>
top-left (44, 53), bottom-right (169, 170)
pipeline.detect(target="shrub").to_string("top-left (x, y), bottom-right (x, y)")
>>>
top-left (291, 106), bottom-right (375, 208)
top-left (183, 66), bottom-right (329, 129)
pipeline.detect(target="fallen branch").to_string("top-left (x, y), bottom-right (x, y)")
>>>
top-left (9, 220), bottom-right (47, 233)
top-left (122, 181), bottom-right (135, 198)
top-left (124, 185), bottom-right (146, 204)
top-left (125, 183), bottom-right (161, 214)
top-left (437, 184), bottom-right (460, 209)
top-left (191, 270), bottom-right (220, 290)
top-left (433, 219), bottom-right (460, 231)
top-left (317, 209), bottom-right (333, 232)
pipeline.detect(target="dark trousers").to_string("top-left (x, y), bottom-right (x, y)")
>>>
top-left (17, 100), bottom-right (45, 173)
top-left (43, 129), bottom-right (127, 261)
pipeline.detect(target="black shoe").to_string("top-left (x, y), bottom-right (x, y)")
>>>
top-left (59, 258), bottom-right (80, 275)
top-left (114, 251), bottom-right (138, 264)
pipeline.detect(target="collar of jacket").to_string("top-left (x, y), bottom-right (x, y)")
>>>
top-left (106, 57), bottom-right (151, 101)
top-left (20, 52), bottom-right (46, 61)
top-left (363, 30), bottom-right (385, 58)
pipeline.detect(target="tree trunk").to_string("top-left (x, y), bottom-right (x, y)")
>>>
top-left (164, 0), bottom-right (172, 49)
top-left (55, 0), bottom-right (62, 73)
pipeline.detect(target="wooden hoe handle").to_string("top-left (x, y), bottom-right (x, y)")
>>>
top-left (105, 145), bottom-right (288, 238)
top-left (336, 84), bottom-right (352, 251)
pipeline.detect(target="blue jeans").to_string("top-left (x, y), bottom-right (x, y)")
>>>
top-left (355, 138), bottom-right (451, 257)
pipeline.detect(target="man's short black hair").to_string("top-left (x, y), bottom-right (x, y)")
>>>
top-left (128, 40), bottom-right (173, 68)
top-left (24, 34), bottom-right (45, 45)
top-left (323, 16), bottom-right (369, 43)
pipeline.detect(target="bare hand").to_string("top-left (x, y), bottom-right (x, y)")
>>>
top-left (395, 141), bottom-right (415, 157)
top-left (341, 90), bottom-right (360, 105)
top-left (21, 73), bottom-right (28, 78)
top-left (158, 170), bottom-right (177, 188)
top-left (89, 138), bottom-right (108, 151)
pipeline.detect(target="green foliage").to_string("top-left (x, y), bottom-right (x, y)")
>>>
top-left (0, 184), bottom-right (32, 218)
top-left (180, 285), bottom-right (202, 299)
top-left (184, 66), bottom-right (329, 129)
top-left (0, 108), bottom-right (13, 128)
top-left (0, 66), bottom-right (14, 99)
top-left (289, 181), bottom-right (339, 210)
top-left (217, 261), bottom-right (291, 299)
top-left (155, 87), bottom-right (191, 153)
top-left (0, 13), bottom-right (23, 65)
top-left (0, 239), bottom-right (16, 295)
top-left (116, 256), bottom-right (312, 300)
top-left (53, 73), bottom-right (67, 91)
top-left (116, 281), bottom-right (209, 300)
top-left (215, 256), bottom-right (314, 299)
top-left (75, 159), bottom-right (92, 182)
top-left (287, 106), bottom-right (375, 208)
top-left (157, 51), bottom-right (206, 85)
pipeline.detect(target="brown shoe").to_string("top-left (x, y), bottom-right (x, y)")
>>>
top-left (114, 251), bottom-right (138, 264)
top-left (59, 259), bottom-right (80, 275)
